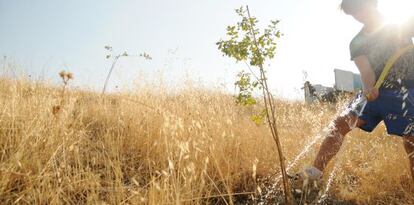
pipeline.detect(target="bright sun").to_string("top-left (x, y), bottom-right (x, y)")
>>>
top-left (379, 0), bottom-right (414, 24)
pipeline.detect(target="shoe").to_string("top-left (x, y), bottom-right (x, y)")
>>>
top-left (301, 166), bottom-right (323, 180)
top-left (289, 166), bottom-right (323, 204)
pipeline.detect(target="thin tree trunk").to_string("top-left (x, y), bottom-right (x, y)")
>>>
top-left (246, 6), bottom-right (293, 204)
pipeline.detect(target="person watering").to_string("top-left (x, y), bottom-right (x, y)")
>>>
top-left (304, 0), bottom-right (414, 183)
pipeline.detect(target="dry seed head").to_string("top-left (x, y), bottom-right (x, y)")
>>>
top-left (66, 72), bottom-right (73, 80)
top-left (59, 70), bottom-right (74, 82)
top-left (59, 71), bottom-right (66, 79)
top-left (104, 45), bottom-right (112, 51)
top-left (52, 105), bottom-right (61, 115)
top-left (140, 52), bottom-right (152, 60)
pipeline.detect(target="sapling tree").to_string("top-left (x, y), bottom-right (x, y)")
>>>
top-left (102, 45), bottom-right (152, 94)
top-left (217, 6), bottom-right (293, 204)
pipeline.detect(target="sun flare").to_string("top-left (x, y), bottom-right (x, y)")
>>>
top-left (379, 0), bottom-right (414, 24)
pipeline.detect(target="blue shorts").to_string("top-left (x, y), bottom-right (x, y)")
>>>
top-left (358, 89), bottom-right (414, 136)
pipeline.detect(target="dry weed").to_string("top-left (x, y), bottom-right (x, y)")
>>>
top-left (0, 79), bottom-right (412, 204)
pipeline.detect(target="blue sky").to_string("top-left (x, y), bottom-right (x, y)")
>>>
top-left (0, 0), bottom-right (412, 99)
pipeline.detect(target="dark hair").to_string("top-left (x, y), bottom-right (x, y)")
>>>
top-left (340, 0), bottom-right (378, 14)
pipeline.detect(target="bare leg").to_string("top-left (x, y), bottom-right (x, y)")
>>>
top-left (313, 113), bottom-right (366, 171)
top-left (403, 136), bottom-right (414, 182)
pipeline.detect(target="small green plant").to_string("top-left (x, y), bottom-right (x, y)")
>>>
top-left (250, 109), bottom-right (267, 125)
top-left (217, 6), bottom-right (293, 204)
top-left (102, 46), bottom-right (152, 94)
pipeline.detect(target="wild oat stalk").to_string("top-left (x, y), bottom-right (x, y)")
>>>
top-left (217, 5), bottom-right (293, 204)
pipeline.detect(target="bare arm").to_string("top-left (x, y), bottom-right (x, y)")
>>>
top-left (354, 55), bottom-right (378, 100)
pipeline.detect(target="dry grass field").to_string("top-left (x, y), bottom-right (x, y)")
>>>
top-left (0, 77), bottom-right (413, 204)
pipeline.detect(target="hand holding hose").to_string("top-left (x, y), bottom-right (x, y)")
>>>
top-left (364, 87), bottom-right (379, 101)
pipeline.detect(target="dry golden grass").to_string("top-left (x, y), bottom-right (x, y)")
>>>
top-left (0, 77), bottom-right (413, 204)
